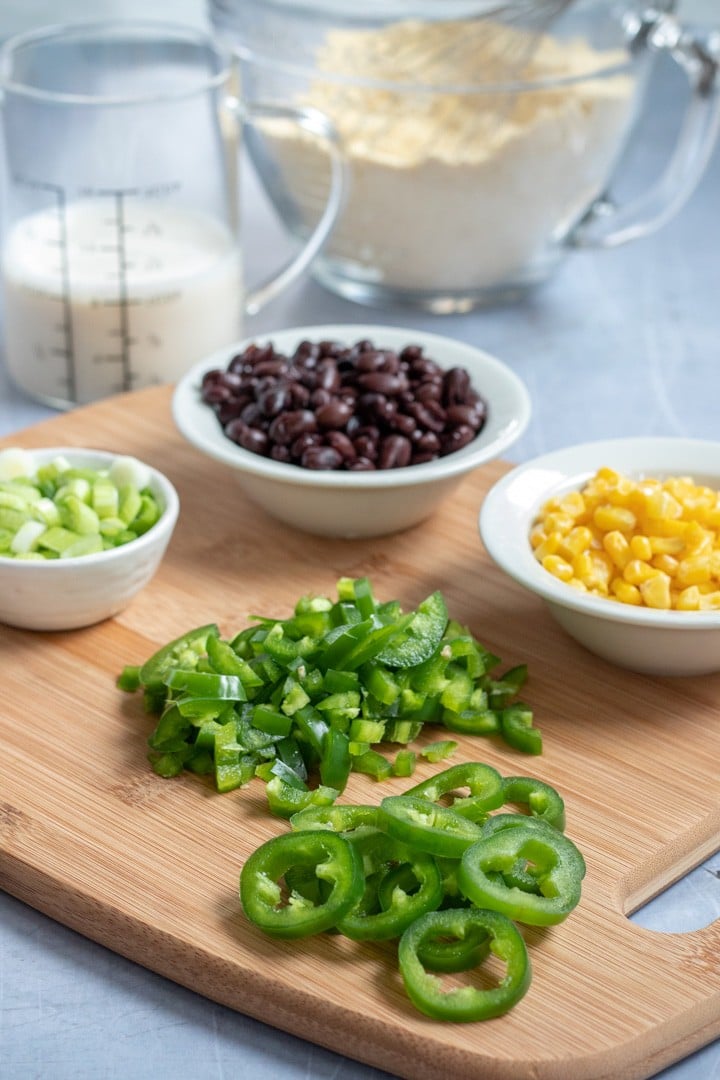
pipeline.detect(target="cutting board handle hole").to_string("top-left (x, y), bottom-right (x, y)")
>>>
top-left (630, 856), bottom-right (720, 934)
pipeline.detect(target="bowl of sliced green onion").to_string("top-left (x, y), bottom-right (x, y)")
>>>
top-left (0, 446), bottom-right (179, 630)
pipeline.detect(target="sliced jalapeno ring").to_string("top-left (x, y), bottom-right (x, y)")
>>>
top-left (406, 761), bottom-right (505, 820)
top-left (337, 829), bottom-right (443, 942)
top-left (379, 794), bottom-right (484, 858)
top-left (459, 823), bottom-right (585, 926)
top-left (398, 908), bottom-right (531, 1021)
top-left (239, 830), bottom-right (364, 939)
top-left (501, 775), bottom-right (566, 831)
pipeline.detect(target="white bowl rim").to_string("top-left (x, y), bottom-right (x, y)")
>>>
top-left (479, 436), bottom-right (720, 630)
top-left (0, 446), bottom-right (179, 568)
top-left (172, 323), bottom-right (531, 489)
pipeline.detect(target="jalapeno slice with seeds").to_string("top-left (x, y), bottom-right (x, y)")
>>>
top-left (406, 761), bottom-right (505, 822)
top-left (459, 822), bottom-right (585, 926)
top-left (398, 908), bottom-right (531, 1022)
top-left (239, 830), bottom-right (364, 939)
top-left (379, 794), bottom-right (484, 858)
top-left (337, 830), bottom-right (443, 942)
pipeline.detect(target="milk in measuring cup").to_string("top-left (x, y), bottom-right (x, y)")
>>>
top-left (1, 198), bottom-right (243, 406)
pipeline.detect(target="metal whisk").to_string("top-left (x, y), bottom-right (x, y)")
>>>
top-left (368, 0), bottom-right (577, 87)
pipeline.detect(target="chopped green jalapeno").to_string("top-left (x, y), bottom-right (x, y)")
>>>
top-left (139, 624), bottom-right (219, 690)
top-left (376, 590), bottom-right (448, 668)
top-left (121, 578), bottom-right (544, 804)
top-left (458, 823), bottom-right (586, 926)
top-left (500, 703), bottom-right (543, 755)
top-left (239, 830), bottom-right (364, 939)
top-left (398, 908), bottom-right (531, 1021)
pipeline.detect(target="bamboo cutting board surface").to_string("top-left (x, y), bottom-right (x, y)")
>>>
top-left (1, 386), bottom-right (719, 1080)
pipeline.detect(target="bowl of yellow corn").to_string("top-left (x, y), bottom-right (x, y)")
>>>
top-left (478, 437), bottom-right (720, 676)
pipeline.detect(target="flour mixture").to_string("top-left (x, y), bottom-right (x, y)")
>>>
top-left (252, 19), bottom-right (636, 298)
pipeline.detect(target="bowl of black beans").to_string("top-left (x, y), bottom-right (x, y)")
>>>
top-left (172, 325), bottom-right (531, 538)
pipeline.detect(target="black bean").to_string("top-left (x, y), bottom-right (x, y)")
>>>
top-left (406, 400), bottom-right (447, 434)
top-left (441, 424), bottom-right (477, 455)
top-left (202, 382), bottom-right (232, 405)
top-left (325, 430), bottom-right (357, 461)
top-left (291, 432), bottom-right (322, 459)
top-left (416, 431), bottom-right (441, 454)
top-left (443, 367), bottom-right (472, 406)
top-left (253, 358), bottom-right (287, 377)
top-left (411, 451), bottom-right (438, 465)
top-left (269, 409), bottom-right (317, 445)
top-left (316, 358), bottom-right (341, 392)
top-left (288, 382), bottom-right (311, 408)
top-left (353, 434), bottom-right (378, 461)
top-left (378, 434), bottom-right (412, 469)
top-left (301, 445), bottom-right (344, 470)
top-left (348, 457), bottom-right (376, 471)
top-left (446, 403), bottom-right (483, 428)
top-left (415, 381), bottom-right (443, 403)
top-left (259, 386), bottom-right (292, 418)
top-left (271, 444), bottom-right (292, 463)
top-left (316, 399), bottom-right (354, 429)
top-left (357, 371), bottom-right (409, 395)
top-left (393, 413), bottom-right (416, 437)
top-left (310, 388), bottom-right (332, 409)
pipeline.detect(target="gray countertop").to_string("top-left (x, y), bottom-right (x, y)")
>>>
top-left (2, 5), bottom-right (720, 1079)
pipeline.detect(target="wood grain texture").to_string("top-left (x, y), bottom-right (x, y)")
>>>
top-left (1, 386), bottom-right (719, 1080)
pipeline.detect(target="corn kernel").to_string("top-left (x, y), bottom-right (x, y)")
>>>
top-left (534, 533), bottom-right (561, 561)
top-left (644, 489), bottom-right (682, 521)
top-left (639, 573), bottom-right (672, 610)
top-left (623, 559), bottom-right (659, 585)
top-left (676, 555), bottom-right (712, 587)
top-left (699, 591), bottom-right (720, 611)
top-left (542, 554), bottom-right (574, 582)
top-left (602, 530), bottom-right (630, 570)
top-left (651, 553), bottom-right (679, 576)
top-left (557, 491), bottom-right (586, 518)
top-left (561, 525), bottom-right (594, 557)
top-left (593, 505), bottom-right (637, 533)
top-left (611, 580), bottom-right (642, 605)
top-left (649, 535), bottom-right (684, 555)
top-left (541, 512), bottom-right (575, 535)
top-left (629, 535), bottom-right (653, 561)
top-left (684, 521), bottom-right (714, 555)
top-left (529, 525), bottom-right (547, 550)
top-left (675, 585), bottom-right (701, 611)
top-left (573, 550), bottom-right (612, 591)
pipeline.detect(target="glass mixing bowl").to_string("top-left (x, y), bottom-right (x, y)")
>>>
top-left (211, 0), bottom-right (720, 312)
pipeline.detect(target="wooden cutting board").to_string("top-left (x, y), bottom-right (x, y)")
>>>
top-left (2, 386), bottom-right (719, 1080)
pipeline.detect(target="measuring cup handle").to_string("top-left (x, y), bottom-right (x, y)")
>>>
top-left (568, 11), bottom-right (720, 249)
top-left (240, 101), bottom-right (347, 314)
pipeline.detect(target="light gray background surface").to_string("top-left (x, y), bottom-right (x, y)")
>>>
top-left (1, 2), bottom-right (720, 1079)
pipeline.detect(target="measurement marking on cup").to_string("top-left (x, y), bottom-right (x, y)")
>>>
top-left (41, 183), bottom-right (78, 401)
top-left (113, 192), bottom-right (133, 392)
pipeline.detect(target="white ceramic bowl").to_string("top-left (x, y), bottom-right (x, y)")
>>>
top-left (172, 324), bottom-right (530, 538)
top-left (479, 437), bottom-right (720, 677)
top-left (0, 447), bottom-right (179, 631)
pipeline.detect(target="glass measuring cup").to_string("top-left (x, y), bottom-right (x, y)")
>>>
top-left (0, 21), bottom-right (346, 407)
